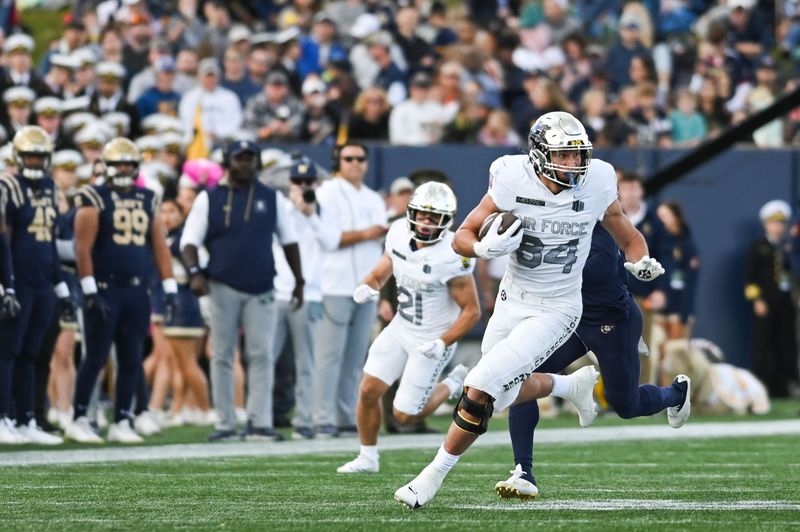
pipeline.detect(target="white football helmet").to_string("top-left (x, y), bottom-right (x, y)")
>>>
top-left (528, 111), bottom-right (592, 189)
top-left (406, 181), bottom-right (457, 243)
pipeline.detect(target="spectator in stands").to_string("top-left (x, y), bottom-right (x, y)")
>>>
top-left (744, 200), bottom-right (796, 398)
top-left (477, 109), bottom-right (521, 146)
top-left (606, 14), bottom-right (651, 95)
top-left (393, 6), bottom-right (435, 71)
top-left (560, 32), bottom-right (593, 105)
top-left (299, 76), bottom-right (339, 144)
top-left (178, 58), bottom-right (242, 146)
top-left (347, 86), bottom-right (390, 141)
top-left (126, 40), bottom-right (176, 105)
top-left (510, 76), bottom-right (571, 140)
top-left (579, 88), bottom-right (608, 145)
top-left (670, 89), bottom-right (707, 147)
top-left (442, 93), bottom-right (492, 143)
top-left (367, 31), bottom-right (407, 106)
top-left (630, 82), bottom-right (672, 147)
top-left (726, 0), bottom-right (772, 75)
top-left (747, 55), bottom-right (783, 147)
top-left (0, 34), bottom-right (53, 99)
top-left (221, 48), bottom-right (261, 107)
top-left (135, 56), bottom-right (181, 119)
top-left (243, 70), bottom-right (306, 143)
top-left (298, 14), bottom-right (348, 79)
top-left (89, 62), bottom-right (141, 137)
top-left (2, 87), bottom-right (35, 139)
top-left (697, 76), bottom-right (732, 137)
top-left (433, 61), bottom-right (464, 124)
top-left (42, 54), bottom-right (78, 99)
top-left (389, 71), bottom-right (450, 146)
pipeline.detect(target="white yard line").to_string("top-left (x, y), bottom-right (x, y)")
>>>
top-left (455, 500), bottom-right (800, 511)
top-left (1, 419), bottom-right (799, 467)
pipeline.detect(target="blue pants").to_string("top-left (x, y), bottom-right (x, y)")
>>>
top-left (0, 282), bottom-right (55, 422)
top-left (509, 302), bottom-right (683, 476)
top-left (73, 282), bottom-right (150, 423)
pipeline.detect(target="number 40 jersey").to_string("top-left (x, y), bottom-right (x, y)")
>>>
top-left (385, 219), bottom-right (475, 340)
top-left (488, 155), bottom-right (618, 298)
top-left (73, 184), bottom-right (158, 280)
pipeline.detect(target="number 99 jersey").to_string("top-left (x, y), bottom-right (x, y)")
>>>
top-left (488, 155), bottom-right (618, 298)
top-left (73, 184), bottom-right (158, 279)
top-left (385, 219), bottom-right (474, 340)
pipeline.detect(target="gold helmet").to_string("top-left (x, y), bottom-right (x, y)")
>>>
top-left (101, 137), bottom-right (141, 188)
top-left (12, 125), bottom-right (53, 179)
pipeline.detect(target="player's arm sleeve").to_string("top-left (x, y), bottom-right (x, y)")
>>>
top-left (441, 253), bottom-right (476, 284)
top-left (486, 157), bottom-right (517, 211)
top-left (274, 193), bottom-right (298, 245)
top-left (596, 163), bottom-right (620, 221)
top-left (180, 190), bottom-right (209, 250)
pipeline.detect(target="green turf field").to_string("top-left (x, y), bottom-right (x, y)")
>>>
top-left (2, 402), bottom-right (799, 530)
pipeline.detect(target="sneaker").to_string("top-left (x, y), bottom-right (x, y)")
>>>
top-left (160, 412), bottom-right (186, 428)
top-left (134, 411), bottom-right (162, 436)
top-left (563, 366), bottom-right (600, 427)
top-left (65, 416), bottom-right (104, 444)
top-left (394, 464), bottom-right (446, 509)
top-left (17, 419), bottom-right (63, 445)
top-left (235, 407), bottom-right (248, 425)
top-left (95, 407), bottom-right (109, 429)
top-left (291, 426), bottom-right (314, 440)
top-left (667, 374), bottom-right (692, 428)
top-left (495, 464), bottom-right (539, 500)
top-left (240, 423), bottom-right (284, 442)
top-left (207, 429), bottom-right (239, 442)
top-left (0, 417), bottom-right (28, 444)
top-left (337, 454), bottom-right (379, 473)
top-left (315, 424), bottom-right (338, 439)
top-left (107, 419), bottom-right (144, 444)
top-left (442, 364), bottom-right (469, 398)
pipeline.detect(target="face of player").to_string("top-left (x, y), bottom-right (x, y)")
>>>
top-left (549, 149), bottom-right (583, 186)
top-left (413, 210), bottom-right (443, 244)
top-left (160, 201), bottom-right (184, 231)
top-left (21, 153), bottom-right (47, 171)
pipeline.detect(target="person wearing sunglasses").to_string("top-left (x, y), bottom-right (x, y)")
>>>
top-left (311, 142), bottom-right (388, 439)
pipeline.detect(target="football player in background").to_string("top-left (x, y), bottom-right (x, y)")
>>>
top-left (395, 111), bottom-right (665, 508)
top-left (0, 126), bottom-right (75, 445)
top-left (495, 223), bottom-right (691, 500)
top-left (66, 137), bottom-right (178, 444)
top-left (337, 182), bottom-right (480, 474)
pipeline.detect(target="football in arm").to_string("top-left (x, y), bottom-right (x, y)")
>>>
top-left (478, 212), bottom-right (521, 240)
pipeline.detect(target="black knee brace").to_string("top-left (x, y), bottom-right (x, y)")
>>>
top-left (452, 389), bottom-right (494, 435)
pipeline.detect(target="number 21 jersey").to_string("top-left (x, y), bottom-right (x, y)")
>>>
top-left (385, 219), bottom-right (475, 339)
top-left (488, 155), bottom-right (618, 298)
top-left (74, 184), bottom-right (158, 279)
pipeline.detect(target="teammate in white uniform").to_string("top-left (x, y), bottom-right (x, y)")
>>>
top-left (395, 111), bottom-right (665, 509)
top-left (337, 182), bottom-right (481, 474)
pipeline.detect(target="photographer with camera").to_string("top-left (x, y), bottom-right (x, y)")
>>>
top-left (272, 158), bottom-right (340, 439)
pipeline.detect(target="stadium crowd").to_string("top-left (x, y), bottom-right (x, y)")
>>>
top-left (0, 0), bottom-right (794, 445)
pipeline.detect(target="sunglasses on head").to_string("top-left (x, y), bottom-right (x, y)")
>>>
top-left (341, 156), bottom-right (366, 163)
top-left (290, 177), bottom-right (316, 185)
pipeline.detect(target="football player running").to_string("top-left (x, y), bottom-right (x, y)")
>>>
top-left (66, 138), bottom-right (178, 444)
top-left (338, 182), bottom-right (480, 474)
top-left (395, 111), bottom-right (665, 509)
top-left (495, 224), bottom-right (690, 501)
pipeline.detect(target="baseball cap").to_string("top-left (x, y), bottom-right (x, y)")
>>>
top-left (302, 77), bottom-right (326, 95)
top-left (410, 71), bottom-right (433, 88)
top-left (759, 200), bottom-right (791, 222)
top-left (290, 159), bottom-right (319, 181)
top-left (198, 58), bottom-right (221, 76)
top-left (266, 70), bottom-right (289, 86)
top-left (154, 56), bottom-right (176, 73)
top-left (350, 13), bottom-right (381, 39)
top-left (390, 176), bottom-right (414, 195)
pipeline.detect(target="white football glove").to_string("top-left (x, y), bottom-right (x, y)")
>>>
top-left (623, 255), bottom-right (665, 281)
top-left (473, 217), bottom-right (524, 260)
top-left (416, 338), bottom-right (446, 360)
top-left (353, 283), bottom-right (379, 304)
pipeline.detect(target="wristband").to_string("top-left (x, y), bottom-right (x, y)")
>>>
top-left (162, 278), bottom-right (178, 294)
top-left (80, 276), bottom-right (98, 295)
top-left (54, 281), bottom-right (70, 299)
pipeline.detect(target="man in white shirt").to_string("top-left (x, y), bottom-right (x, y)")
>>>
top-left (312, 142), bottom-right (388, 437)
top-left (389, 72), bottom-right (450, 146)
top-left (272, 159), bottom-right (339, 440)
top-left (178, 58), bottom-right (242, 146)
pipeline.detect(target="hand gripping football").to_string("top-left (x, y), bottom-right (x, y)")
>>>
top-left (478, 212), bottom-right (521, 240)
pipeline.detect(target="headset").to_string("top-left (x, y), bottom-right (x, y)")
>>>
top-left (331, 141), bottom-right (369, 174)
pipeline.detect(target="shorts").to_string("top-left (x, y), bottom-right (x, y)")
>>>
top-left (465, 276), bottom-right (581, 412)
top-left (163, 285), bottom-right (205, 338)
top-left (362, 321), bottom-right (456, 416)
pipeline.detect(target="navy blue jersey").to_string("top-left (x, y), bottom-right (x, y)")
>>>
top-left (580, 224), bottom-right (631, 325)
top-left (659, 228), bottom-right (699, 318)
top-left (73, 184), bottom-right (158, 279)
top-left (0, 173), bottom-right (59, 286)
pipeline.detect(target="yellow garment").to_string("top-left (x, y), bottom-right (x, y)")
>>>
top-left (186, 103), bottom-right (209, 160)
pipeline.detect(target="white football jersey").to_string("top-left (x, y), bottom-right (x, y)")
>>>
top-left (385, 219), bottom-right (475, 338)
top-left (488, 155), bottom-right (618, 297)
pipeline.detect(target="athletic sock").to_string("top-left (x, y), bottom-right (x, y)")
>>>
top-left (431, 444), bottom-right (460, 475)
top-left (442, 377), bottom-right (462, 398)
top-left (549, 374), bottom-right (571, 398)
top-left (509, 399), bottom-right (539, 481)
top-left (360, 445), bottom-right (379, 462)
